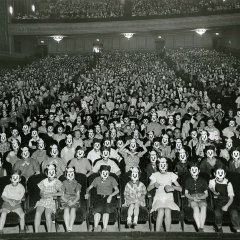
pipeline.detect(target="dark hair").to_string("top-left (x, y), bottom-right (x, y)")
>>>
top-left (99, 165), bottom-right (111, 172)
top-left (11, 169), bottom-right (22, 177)
top-left (187, 161), bottom-right (200, 171)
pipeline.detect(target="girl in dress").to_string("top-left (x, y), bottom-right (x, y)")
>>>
top-left (123, 167), bottom-right (147, 227)
top-left (147, 158), bottom-right (182, 232)
top-left (34, 164), bottom-right (63, 233)
top-left (61, 167), bottom-right (81, 232)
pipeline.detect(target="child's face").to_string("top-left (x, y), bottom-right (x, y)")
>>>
top-left (215, 169), bottom-right (226, 183)
top-left (48, 169), bottom-right (56, 180)
top-left (232, 150), bottom-right (240, 160)
top-left (150, 151), bottom-right (157, 163)
top-left (179, 149), bottom-right (187, 163)
top-left (131, 170), bottom-right (139, 183)
top-left (206, 149), bottom-right (214, 158)
top-left (66, 169), bottom-right (75, 181)
top-left (159, 158), bottom-right (167, 173)
top-left (76, 149), bottom-right (84, 159)
top-left (190, 166), bottom-right (200, 178)
top-left (101, 170), bottom-right (109, 180)
top-left (11, 174), bottom-right (20, 186)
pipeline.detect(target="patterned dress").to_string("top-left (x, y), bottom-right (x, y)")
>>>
top-left (123, 181), bottom-right (147, 207)
top-left (35, 178), bottom-right (63, 213)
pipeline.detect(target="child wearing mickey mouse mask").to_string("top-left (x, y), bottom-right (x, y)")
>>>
top-left (185, 162), bottom-right (208, 232)
top-left (229, 147), bottom-right (240, 173)
top-left (0, 170), bottom-right (25, 234)
top-left (85, 165), bottom-right (119, 232)
top-left (147, 158), bottom-right (182, 232)
top-left (174, 148), bottom-right (189, 177)
top-left (34, 164), bottom-right (63, 233)
top-left (61, 167), bottom-right (81, 232)
top-left (123, 167), bottom-right (147, 227)
top-left (209, 166), bottom-right (240, 232)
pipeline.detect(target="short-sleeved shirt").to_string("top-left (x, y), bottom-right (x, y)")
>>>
top-left (68, 158), bottom-right (92, 175)
top-left (2, 183), bottom-right (25, 201)
top-left (14, 158), bottom-right (40, 179)
top-left (92, 159), bottom-right (120, 174)
top-left (185, 176), bottom-right (208, 195)
top-left (62, 179), bottom-right (81, 197)
top-left (92, 176), bottom-right (118, 196)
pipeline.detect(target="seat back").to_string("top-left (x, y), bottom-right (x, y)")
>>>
top-left (27, 174), bottom-right (46, 209)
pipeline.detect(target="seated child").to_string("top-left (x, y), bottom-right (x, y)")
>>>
top-left (123, 167), bottom-right (147, 227)
top-left (85, 165), bottom-right (119, 232)
top-left (209, 166), bottom-right (240, 233)
top-left (185, 162), bottom-right (208, 232)
top-left (0, 170), bottom-right (25, 233)
top-left (174, 148), bottom-right (189, 177)
top-left (34, 164), bottom-right (63, 233)
top-left (145, 150), bottom-right (159, 179)
top-left (61, 167), bottom-right (81, 232)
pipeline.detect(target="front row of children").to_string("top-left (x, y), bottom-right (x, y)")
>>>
top-left (0, 159), bottom-right (240, 233)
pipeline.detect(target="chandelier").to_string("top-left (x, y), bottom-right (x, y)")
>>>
top-left (51, 35), bottom-right (64, 43)
top-left (195, 28), bottom-right (207, 36)
top-left (122, 33), bottom-right (135, 39)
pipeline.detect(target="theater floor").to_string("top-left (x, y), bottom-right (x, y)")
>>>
top-left (1, 220), bottom-right (234, 234)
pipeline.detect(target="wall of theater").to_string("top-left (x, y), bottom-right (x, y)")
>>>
top-left (0, 0), bottom-right (9, 53)
top-left (46, 32), bottom-right (212, 54)
top-left (220, 28), bottom-right (240, 50)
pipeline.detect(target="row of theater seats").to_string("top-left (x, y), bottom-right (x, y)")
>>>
top-left (1, 171), bottom-right (240, 232)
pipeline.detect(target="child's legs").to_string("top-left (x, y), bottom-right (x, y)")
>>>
top-left (13, 207), bottom-right (25, 230)
top-left (156, 208), bottom-right (165, 232)
top-left (102, 213), bottom-right (109, 229)
top-left (94, 213), bottom-right (101, 228)
top-left (45, 208), bottom-right (53, 232)
top-left (0, 209), bottom-right (8, 231)
top-left (127, 204), bottom-right (135, 221)
top-left (229, 208), bottom-right (240, 230)
top-left (63, 208), bottom-right (70, 231)
top-left (191, 205), bottom-right (200, 229)
top-left (69, 208), bottom-right (76, 230)
top-left (199, 205), bottom-right (207, 229)
top-left (133, 203), bottom-right (140, 223)
top-left (164, 208), bottom-right (172, 232)
top-left (34, 206), bottom-right (45, 233)
top-left (214, 207), bottom-right (223, 228)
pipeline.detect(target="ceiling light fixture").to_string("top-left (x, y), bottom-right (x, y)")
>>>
top-left (51, 35), bottom-right (64, 43)
top-left (122, 33), bottom-right (135, 39)
top-left (195, 28), bottom-right (207, 36)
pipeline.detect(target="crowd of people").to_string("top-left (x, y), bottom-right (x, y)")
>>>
top-left (0, 49), bottom-right (240, 234)
top-left (14, 0), bottom-right (124, 21)
top-left (13, 0), bottom-right (240, 21)
top-left (131, 0), bottom-right (240, 17)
